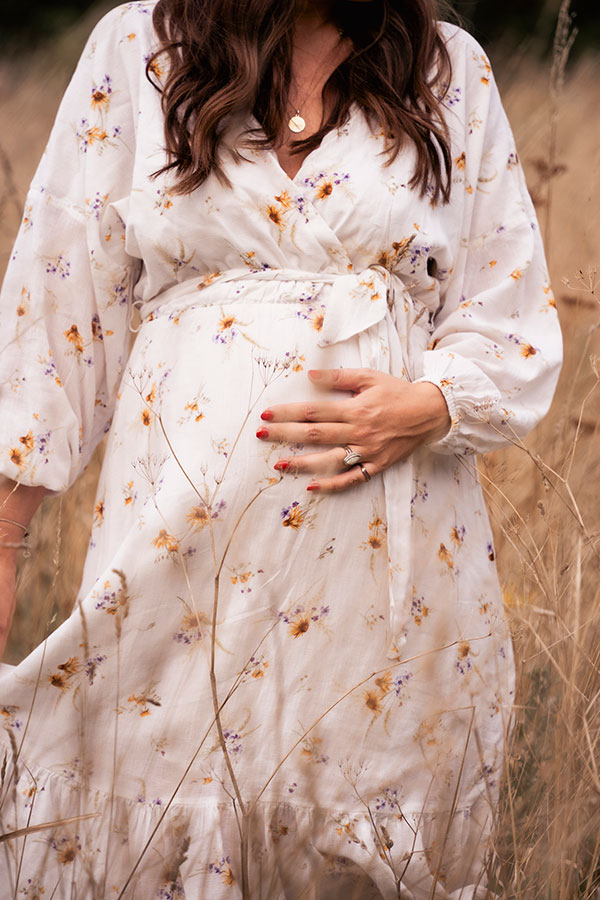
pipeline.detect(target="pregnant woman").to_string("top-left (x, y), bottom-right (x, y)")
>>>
top-left (0, 0), bottom-right (562, 897)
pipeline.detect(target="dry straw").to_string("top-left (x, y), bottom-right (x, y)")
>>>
top-left (1, 0), bottom-right (600, 896)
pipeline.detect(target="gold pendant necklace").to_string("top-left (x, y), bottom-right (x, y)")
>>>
top-left (287, 27), bottom-right (345, 134)
top-left (288, 112), bottom-right (307, 133)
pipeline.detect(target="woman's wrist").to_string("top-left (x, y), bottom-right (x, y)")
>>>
top-left (411, 381), bottom-right (451, 444)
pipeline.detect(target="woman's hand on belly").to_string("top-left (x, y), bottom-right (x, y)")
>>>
top-left (256, 368), bottom-right (451, 493)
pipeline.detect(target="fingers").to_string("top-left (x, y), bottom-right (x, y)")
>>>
top-left (307, 462), bottom-right (374, 495)
top-left (256, 422), bottom-right (355, 446)
top-left (276, 446), bottom-right (364, 477)
top-left (308, 367), bottom-right (375, 393)
top-left (260, 399), bottom-right (352, 425)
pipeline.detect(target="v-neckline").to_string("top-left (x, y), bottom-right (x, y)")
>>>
top-left (249, 103), bottom-right (357, 188)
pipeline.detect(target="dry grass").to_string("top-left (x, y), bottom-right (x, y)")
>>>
top-left (1, 3), bottom-right (600, 896)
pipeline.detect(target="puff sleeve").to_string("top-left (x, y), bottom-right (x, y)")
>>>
top-left (0, 6), bottom-right (143, 492)
top-left (417, 29), bottom-right (563, 455)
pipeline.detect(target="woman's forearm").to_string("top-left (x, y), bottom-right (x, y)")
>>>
top-left (0, 476), bottom-right (47, 546)
top-left (0, 477), bottom-right (47, 657)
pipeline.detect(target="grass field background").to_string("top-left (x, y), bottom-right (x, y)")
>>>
top-left (1, 2), bottom-right (599, 895)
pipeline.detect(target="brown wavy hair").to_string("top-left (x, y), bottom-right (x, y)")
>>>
top-left (147, 0), bottom-right (457, 203)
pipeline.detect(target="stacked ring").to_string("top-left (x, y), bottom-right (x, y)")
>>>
top-left (343, 446), bottom-right (363, 467)
top-left (359, 465), bottom-right (371, 483)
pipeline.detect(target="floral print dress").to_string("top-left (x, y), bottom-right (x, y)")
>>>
top-left (0, 3), bottom-right (562, 898)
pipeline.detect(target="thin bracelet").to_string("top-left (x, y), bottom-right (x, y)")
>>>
top-left (0, 517), bottom-right (28, 533)
top-left (0, 535), bottom-right (32, 558)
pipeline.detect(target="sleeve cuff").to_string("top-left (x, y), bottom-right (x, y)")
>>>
top-left (415, 350), bottom-right (503, 455)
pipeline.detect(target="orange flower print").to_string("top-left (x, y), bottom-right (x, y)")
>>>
top-left (174, 609), bottom-right (207, 645)
top-left (521, 343), bottom-right (537, 358)
top-left (364, 689), bottom-right (383, 716)
top-left (64, 324), bottom-right (84, 355)
top-left (141, 409), bottom-right (152, 426)
top-left (266, 205), bottom-right (284, 229)
top-left (184, 400), bottom-right (204, 421)
top-left (376, 236), bottom-right (417, 270)
top-left (153, 529), bottom-right (179, 552)
top-left (305, 171), bottom-right (350, 199)
top-left (154, 188), bottom-right (174, 213)
top-left (333, 816), bottom-right (365, 848)
top-left (9, 448), bottom-right (25, 468)
top-left (456, 641), bottom-right (473, 675)
top-left (507, 333), bottom-right (538, 358)
top-left (410, 589), bottom-right (429, 626)
top-left (510, 269), bottom-right (522, 281)
top-left (281, 501), bottom-right (304, 529)
top-left (289, 615), bottom-right (310, 638)
top-left (16, 287), bottom-right (30, 316)
top-left (198, 271), bottom-right (221, 289)
top-left (450, 525), bottom-right (465, 546)
top-left (88, 126), bottom-right (108, 144)
top-left (58, 656), bottom-right (81, 676)
top-left (126, 690), bottom-right (161, 717)
top-left (48, 656), bottom-right (81, 692)
top-left (437, 543), bottom-right (454, 570)
top-left (243, 654), bottom-right (269, 678)
top-left (22, 204), bottom-right (33, 231)
top-left (187, 505), bottom-right (209, 530)
top-left (316, 180), bottom-right (333, 199)
top-left (274, 190), bottom-right (293, 210)
top-left (123, 480), bottom-right (136, 505)
top-left (286, 349), bottom-right (305, 372)
top-left (208, 856), bottom-right (235, 886)
top-left (219, 313), bottom-right (236, 331)
top-left (49, 672), bottom-right (68, 691)
top-left (360, 506), bottom-right (387, 556)
top-left (52, 835), bottom-right (78, 865)
top-left (19, 431), bottom-right (34, 451)
top-left (542, 284), bottom-right (556, 310)
top-left (145, 384), bottom-right (157, 405)
top-left (455, 152), bottom-right (466, 170)
top-left (94, 499), bottom-right (105, 524)
top-left (278, 601), bottom-right (330, 637)
top-left (310, 310), bottom-right (324, 332)
top-left (90, 76), bottom-right (112, 109)
top-left (375, 671), bottom-right (392, 695)
top-left (301, 735), bottom-right (329, 765)
top-left (147, 57), bottom-right (164, 80)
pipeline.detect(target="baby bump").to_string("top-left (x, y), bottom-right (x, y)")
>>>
top-left (91, 301), bottom-right (390, 615)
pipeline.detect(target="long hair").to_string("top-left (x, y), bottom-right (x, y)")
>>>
top-left (147, 0), bottom-right (457, 203)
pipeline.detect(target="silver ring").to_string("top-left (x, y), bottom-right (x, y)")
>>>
top-left (343, 446), bottom-right (363, 467)
top-left (359, 465), bottom-right (371, 483)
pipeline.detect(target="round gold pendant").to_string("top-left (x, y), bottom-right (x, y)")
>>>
top-left (288, 114), bottom-right (306, 133)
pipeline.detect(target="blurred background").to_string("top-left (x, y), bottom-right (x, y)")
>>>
top-left (1, 0), bottom-right (599, 52)
top-left (1, 1), bottom-right (600, 896)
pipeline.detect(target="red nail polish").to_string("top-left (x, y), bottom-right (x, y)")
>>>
top-left (306, 483), bottom-right (320, 492)
top-left (274, 460), bottom-right (289, 471)
top-left (261, 410), bottom-right (274, 421)
top-left (256, 427), bottom-right (269, 439)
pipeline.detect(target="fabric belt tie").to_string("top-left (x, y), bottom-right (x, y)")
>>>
top-left (135, 266), bottom-right (429, 658)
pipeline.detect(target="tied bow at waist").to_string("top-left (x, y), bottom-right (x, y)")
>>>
top-left (132, 265), bottom-right (424, 367)
top-left (133, 265), bottom-right (432, 658)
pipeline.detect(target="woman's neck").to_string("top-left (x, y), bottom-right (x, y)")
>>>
top-left (295, 0), bottom-right (336, 28)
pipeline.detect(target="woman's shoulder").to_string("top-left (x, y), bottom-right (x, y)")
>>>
top-left (437, 21), bottom-right (494, 82)
top-left (83, 1), bottom-right (160, 63)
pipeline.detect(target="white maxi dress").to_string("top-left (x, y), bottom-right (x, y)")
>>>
top-left (0, 3), bottom-right (562, 898)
